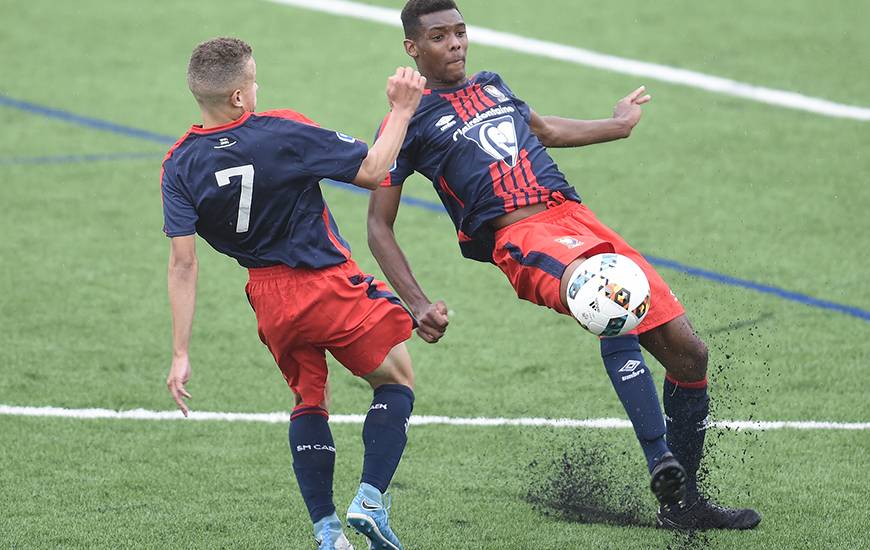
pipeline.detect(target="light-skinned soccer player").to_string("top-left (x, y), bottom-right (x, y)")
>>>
top-left (163, 37), bottom-right (425, 550)
top-left (365, 0), bottom-right (760, 530)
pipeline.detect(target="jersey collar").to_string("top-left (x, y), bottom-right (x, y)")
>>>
top-left (189, 111), bottom-right (253, 135)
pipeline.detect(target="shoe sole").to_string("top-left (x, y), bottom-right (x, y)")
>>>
top-left (656, 511), bottom-right (763, 531)
top-left (650, 462), bottom-right (687, 509)
top-left (347, 513), bottom-right (401, 550)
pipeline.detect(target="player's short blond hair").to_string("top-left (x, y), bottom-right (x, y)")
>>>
top-left (187, 37), bottom-right (253, 106)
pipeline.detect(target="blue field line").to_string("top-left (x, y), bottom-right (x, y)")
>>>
top-left (0, 95), bottom-right (176, 144)
top-left (4, 95), bottom-right (868, 322)
top-left (0, 152), bottom-right (163, 165)
top-left (645, 256), bottom-right (870, 321)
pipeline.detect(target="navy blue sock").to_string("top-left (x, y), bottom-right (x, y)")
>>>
top-left (289, 410), bottom-right (336, 523)
top-left (600, 335), bottom-right (670, 472)
top-left (361, 384), bottom-right (414, 493)
top-left (663, 376), bottom-right (709, 495)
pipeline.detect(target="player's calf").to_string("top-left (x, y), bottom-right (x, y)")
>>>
top-left (290, 407), bottom-right (337, 523)
top-left (600, 335), bottom-right (671, 472)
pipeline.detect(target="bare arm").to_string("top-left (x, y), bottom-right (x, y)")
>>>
top-left (167, 234), bottom-right (197, 416)
top-left (353, 67), bottom-right (427, 189)
top-left (367, 185), bottom-right (449, 343)
top-left (530, 86), bottom-right (652, 148)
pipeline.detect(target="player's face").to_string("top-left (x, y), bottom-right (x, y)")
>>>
top-left (405, 9), bottom-right (468, 87)
top-left (237, 57), bottom-right (258, 112)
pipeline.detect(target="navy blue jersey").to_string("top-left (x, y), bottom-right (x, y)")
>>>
top-left (376, 71), bottom-right (581, 263)
top-left (161, 109), bottom-right (368, 269)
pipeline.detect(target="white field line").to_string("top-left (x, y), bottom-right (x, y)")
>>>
top-left (2, 405), bottom-right (868, 431)
top-left (266, 0), bottom-right (870, 121)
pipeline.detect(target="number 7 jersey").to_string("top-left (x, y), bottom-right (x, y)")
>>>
top-left (161, 109), bottom-right (368, 269)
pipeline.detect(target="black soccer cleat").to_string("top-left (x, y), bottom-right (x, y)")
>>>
top-left (656, 496), bottom-right (762, 531)
top-left (650, 452), bottom-right (688, 510)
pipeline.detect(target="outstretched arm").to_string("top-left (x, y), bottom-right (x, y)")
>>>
top-left (367, 185), bottom-right (449, 343)
top-left (167, 234), bottom-right (197, 416)
top-left (530, 86), bottom-right (652, 148)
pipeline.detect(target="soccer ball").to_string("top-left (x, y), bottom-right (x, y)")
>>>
top-left (565, 253), bottom-right (651, 336)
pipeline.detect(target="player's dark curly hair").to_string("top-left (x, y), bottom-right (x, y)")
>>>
top-left (187, 37), bottom-right (253, 105)
top-left (401, 0), bottom-right (461, 39)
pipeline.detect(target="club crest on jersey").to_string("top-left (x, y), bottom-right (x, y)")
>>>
top-left (484, 85), bottom-right (509, 103)
top-left (459, 114), bottom-right (518, 166)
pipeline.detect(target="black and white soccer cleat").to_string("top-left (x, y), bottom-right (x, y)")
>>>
top-left (650, 452), bottom-right (688, 510)
top-left (656, 496), bottom-right (762, 530)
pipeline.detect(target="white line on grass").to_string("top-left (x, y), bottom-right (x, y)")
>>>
top-left (2, 405), bottom-right (868, 431)
top-left (265, 0), bottom-right (870, 121)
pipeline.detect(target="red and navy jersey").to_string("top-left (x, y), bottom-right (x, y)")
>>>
top-left (376, 71), bottom-right (580, 262)
top-left (161, 109), bottom-right (368, 269)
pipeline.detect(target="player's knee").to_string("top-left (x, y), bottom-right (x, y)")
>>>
top-left (364, 343), bottom-right (414, 389)
top-left (367, 365), bottom-right (414, 389)
top-left (559, 256), bottom-right (588, 308)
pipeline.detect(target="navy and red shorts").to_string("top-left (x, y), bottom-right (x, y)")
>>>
top-left (245, 259), bottom-right (414, 410)
top-left (492, 199), bottom-right (685, 334)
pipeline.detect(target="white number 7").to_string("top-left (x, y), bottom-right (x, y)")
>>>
top-left (215, 164), bottom-right (254, 233)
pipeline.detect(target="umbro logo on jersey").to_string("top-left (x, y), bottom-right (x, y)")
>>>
top-left (435, 114), bottom-right (457, 131)
top-left (459, 114), bottom-right (518, 166)
top-left (213, 137), bottom-right (237, 149)
top-left (361, 500), bottom-right (381, 511)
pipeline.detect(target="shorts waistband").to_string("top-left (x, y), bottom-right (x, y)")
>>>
top-left (494, 199), bottom-right (581, 240)
top-left (247, 261), bottom-right (351, 282)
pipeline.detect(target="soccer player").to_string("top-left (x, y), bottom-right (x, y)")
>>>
top-left (163, 37), bottom-right (426, 550)
top-left (365, 0), bottom-right (761, 530)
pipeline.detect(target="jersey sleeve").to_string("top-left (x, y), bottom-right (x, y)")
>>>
top-left (373, 114), bottom-right (415, 188)
top-left (288, 124), bottom-right (370, 183)
top-left (161, 161), bottom-right (198, 237)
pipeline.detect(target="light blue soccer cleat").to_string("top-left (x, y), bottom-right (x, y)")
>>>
top-left (346, 483), bottom-right (404, 550)
top-left (314, 513), bottom-right (355, 550)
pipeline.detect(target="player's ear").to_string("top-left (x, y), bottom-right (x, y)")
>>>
top-left (230, 89), bottom-right (244, 108)
top-left (403, 39), bottom-right (418, 59)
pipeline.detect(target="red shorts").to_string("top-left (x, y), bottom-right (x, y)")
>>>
top-left (245, 259), bottom-right (414, 409)
top-left (492, 200), bottom-right (685, 333)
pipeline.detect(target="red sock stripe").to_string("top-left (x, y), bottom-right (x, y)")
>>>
top-left (290, 405), bottom-right (329, 420)
top-left (665, 375), bottom-right (709, 389)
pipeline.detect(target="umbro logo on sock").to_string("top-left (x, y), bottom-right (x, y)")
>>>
top-left (618, 360), bottom-right (642, 373)
top-left (620, 367), bottom-right (646, 382)
top-left (361, 499), bottom-right (381, 511)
